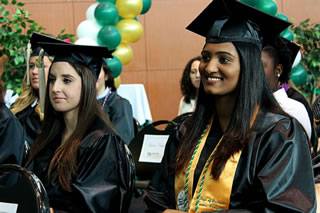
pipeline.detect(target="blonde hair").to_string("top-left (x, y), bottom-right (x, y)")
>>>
top-left (11, 72), bottom-right (44, 120)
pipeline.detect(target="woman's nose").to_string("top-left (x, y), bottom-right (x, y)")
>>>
top-left (205, 59), bottom-right (219, 73)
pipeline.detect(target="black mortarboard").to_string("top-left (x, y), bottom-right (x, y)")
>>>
top-left (30, 32), bottom-right (60, 57)
top-left (30, 32), bottom-right (114, 79)
top-left (286, 39), bottom-right (300, 67)
top-left (186, 0), bottom-right (291, 49)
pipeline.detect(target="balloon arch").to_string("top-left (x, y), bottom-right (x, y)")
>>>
top-left (76, 0), bottom-right (152, 87)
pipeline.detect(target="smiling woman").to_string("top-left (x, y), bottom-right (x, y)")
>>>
top-left (25, 32), bottom-right (133, 213)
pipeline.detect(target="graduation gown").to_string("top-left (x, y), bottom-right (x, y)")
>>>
top-left (144, 110), bottom-right (316, 212)
top-left (30, 116), bottom-right (132, 213)
top-left (15, 104), bottom-right (41, 146)
top-left (98, 92), bottom-right (134, 144)
top-left (0, 106), bottom-right (25, 165)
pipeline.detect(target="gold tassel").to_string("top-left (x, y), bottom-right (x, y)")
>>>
top-left (36, 49), bottom-right (46, 114)
top-left (26, 42), bottom-right (31, 85)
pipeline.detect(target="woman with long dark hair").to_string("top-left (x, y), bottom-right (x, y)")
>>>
top-left (26, 33), bottom-right (132, 213)
top-left (178, 56), bottom-right (201, 115)
top-left (144, 0), bottom-right (316, 212)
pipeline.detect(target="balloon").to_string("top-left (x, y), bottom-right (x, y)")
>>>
top-left (86, 3), bottom-right (99, 21)
top-left (97, 25), bottom-right (121, 50)
top-left (281, 28), bottom-right (294, 41)
top-left (141, 0), bottom-right (152, 14)
top-left (256, 0), bottom-right (277, 16)
top-left (77, 19), bottom-right (102, 41)
top-left (114, 76), bottom-right (121, 88)
top-left (75, 38), bottom-right (99, 46)
top-left (116, 0), bottom-right (143, 19)
top-left (94, 2), bottom-right (119, 26)
top-left (116, 19), bottom-right (143, 43)
top-left (106, 56), bottom-right (123, 78)
top-left (276, 13), bottom-right (289, 22)
top-left (113, 43), bottom-right (133, 65)
top-left (292, 51), bottom-right (302, 68)
top-left (98, 0), bottom-right (116, 3)
top-left (291, 64), bottom-right (308, 87)
top-left (239, 0), bottom-right (259, 7)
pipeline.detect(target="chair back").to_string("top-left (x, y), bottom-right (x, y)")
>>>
top-left (128, 120), bottom-right (176, 181)
top-left (0, 164), bottom-right (50, 213)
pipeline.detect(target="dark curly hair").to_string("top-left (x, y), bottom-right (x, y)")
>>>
top-left (180, 56), bottom-right (201, 103)
top-left (263, 35), bottom-right (294, 84)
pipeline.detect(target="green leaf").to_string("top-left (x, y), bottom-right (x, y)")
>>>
top-left (1, 0), bottom-right (8, 5)
top-left (16, 8), bottom-right (22, 15)
top-left (17, 2), bottom-right (24, 6)
top-left (2, 11), bottom-right (10, 17)
top-left (11, 0), bottom-right (16, 5)
top-left (0, 6), bottom-right (4, 12)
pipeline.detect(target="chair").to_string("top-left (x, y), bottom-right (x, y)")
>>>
top-left (0, 164), bottom-right (50, 213)
top-left (128, 120), bottom-right (177, 185)
top-left (123, 144), bottom-right (136, 212)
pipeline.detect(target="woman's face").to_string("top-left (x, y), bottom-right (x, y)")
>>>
top-left (199, 42), bottom-right (241, 96)
top-left (48, 62), bottom-right (82, 115)
top-left (190, 60), bottom-right (201, 89)
top-left (29, 56), bottom-right (52, 91)
top-left (261, 50), bottom-right (280, 92)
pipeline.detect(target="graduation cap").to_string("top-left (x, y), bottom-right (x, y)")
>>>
top-left (186, 0), bottom-right (291, 50)
top-left (30, 32), bottom-right (114, 80)
top-left (286, 39), bottom-right (300, 67)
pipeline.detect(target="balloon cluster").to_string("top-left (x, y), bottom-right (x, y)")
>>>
top-left (240, 0), bottom-right (307, 87)
top-left (76, 0), bottom-right (152, 84)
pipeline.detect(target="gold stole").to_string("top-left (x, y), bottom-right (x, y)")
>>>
top-left (175, 107), bottom-right (258, 212)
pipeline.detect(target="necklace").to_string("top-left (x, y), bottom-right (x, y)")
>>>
top-left (101, 89), bottom-right (112, 109)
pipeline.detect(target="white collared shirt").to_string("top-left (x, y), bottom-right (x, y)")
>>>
top-left (274, 88), bottom-right (311, 140)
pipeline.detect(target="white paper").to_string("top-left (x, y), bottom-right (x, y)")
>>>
top-left (0, 202), bottom-right (18, 213)
top-left (138, 134), bottom-right (169, 163)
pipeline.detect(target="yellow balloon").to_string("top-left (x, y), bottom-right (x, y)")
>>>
top-left (113, 43), bottom-right (133, 65)
top-left (114, 76), bottom-right (121, 88)
top-left (116, 19), bottom-right (144, 43)
top-left (116, 0), bottom-right (143, 19)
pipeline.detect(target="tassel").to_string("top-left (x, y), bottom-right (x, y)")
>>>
top-left (36, 49), bottom-right (46, 114)
top-left (26, 42), bottom-right (31, 85)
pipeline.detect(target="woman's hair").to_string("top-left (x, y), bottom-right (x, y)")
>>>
top-left (176, 42), bottom-right (285, 179)
top-left (26, 62), bottom-right (111, 191)
top-left (102, 63), bottom-right (116, 91)
top-left (0, 82), bottom-right (5, 108)
top-left (180, 56), bottom-right (201, 103)
top-left (263, 36), bottom-right (293, 84)
top-left (11, 56), bottom-right (54, 120)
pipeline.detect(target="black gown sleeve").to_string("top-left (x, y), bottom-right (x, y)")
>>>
top-left (72, 132), bottom-right (131, 213)
top-left (0, 106), bottom-right (25, 165)
top-left (109, 97), bottom-right (135, 144)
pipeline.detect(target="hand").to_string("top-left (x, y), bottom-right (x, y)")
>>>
top-left (162, 210), bottom-right (184, 213)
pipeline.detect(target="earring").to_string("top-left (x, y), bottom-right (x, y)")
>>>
top-left (277, 73), bottom-right (281, 77)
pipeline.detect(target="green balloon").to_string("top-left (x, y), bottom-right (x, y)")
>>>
top-left (97, 0), bottom-right (116, 3)
top-left (106, 56), bottom-right (123, 78)
top-left (291, 64), bottom-right (308, 87)
top-left (94, 2), bottom-right (119, 26)
top-left (280, 28), bottom-right (294, 41)
top-left (239, 0), bottom-right (259, 7)
top-left (256, 0), bottom-right (277, 16)
top-left (276, 13), bottom-right (289, 22)
top-left (141, 0), bottom-right (152, 14)
top-left (97, 25), bottom-right (121, 50)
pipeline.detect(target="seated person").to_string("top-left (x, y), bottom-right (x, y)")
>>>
top-left (11, 41), bottom-right (53, 146)
top-left (262, 35), bottom-right (312, 141)
top-left (0, 83), bottom-right (25, 165)
top-left (96, 62), bottom-right (134, 144)
top-left (26, 32), bottom-right (132, 213)
top-left (178, 56), bottom-right (201, 115)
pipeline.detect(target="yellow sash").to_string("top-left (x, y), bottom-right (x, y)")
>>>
top-left (175, 119), bottom-right (241, 212)
top-left (175, 108), bottom-right (259, 212)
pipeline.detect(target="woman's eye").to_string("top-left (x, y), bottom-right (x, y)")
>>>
top-left (48, 77), bottom-right (55, 83)
top-left (63, 78), bottom-right (72, 84)
top-left (219, 57), bottom-right (230, 64)
top-left (29, 64), bottom-right (35, 69)
top-left (201, 55), bottom-right (210, 63)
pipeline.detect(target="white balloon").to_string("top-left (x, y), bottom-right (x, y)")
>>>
top-left (76, 19), bottom-right (102, 41)
top-left (75, 38), bottom-right (99, 46)
top-left (292, 51), bottom-right (302, 68)
top-left (86, 3), bottom-right (99, 21)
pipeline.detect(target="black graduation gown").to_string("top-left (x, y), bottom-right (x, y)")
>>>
top-left (0, 106), bottom-right (25, 165)
top-left (15, 104), bottom-right (41, 146)
top-left (98, 92), bottom-right (134, 144)
top-left (30, 116), bottom-right (132, 213)
top-left (144, 110), bottom-right (316, 212)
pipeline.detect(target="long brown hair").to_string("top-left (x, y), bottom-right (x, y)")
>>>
top-left (175, 42), bottom-right (286, 179)
top-left (26, 62), bottom-right (111, 191)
